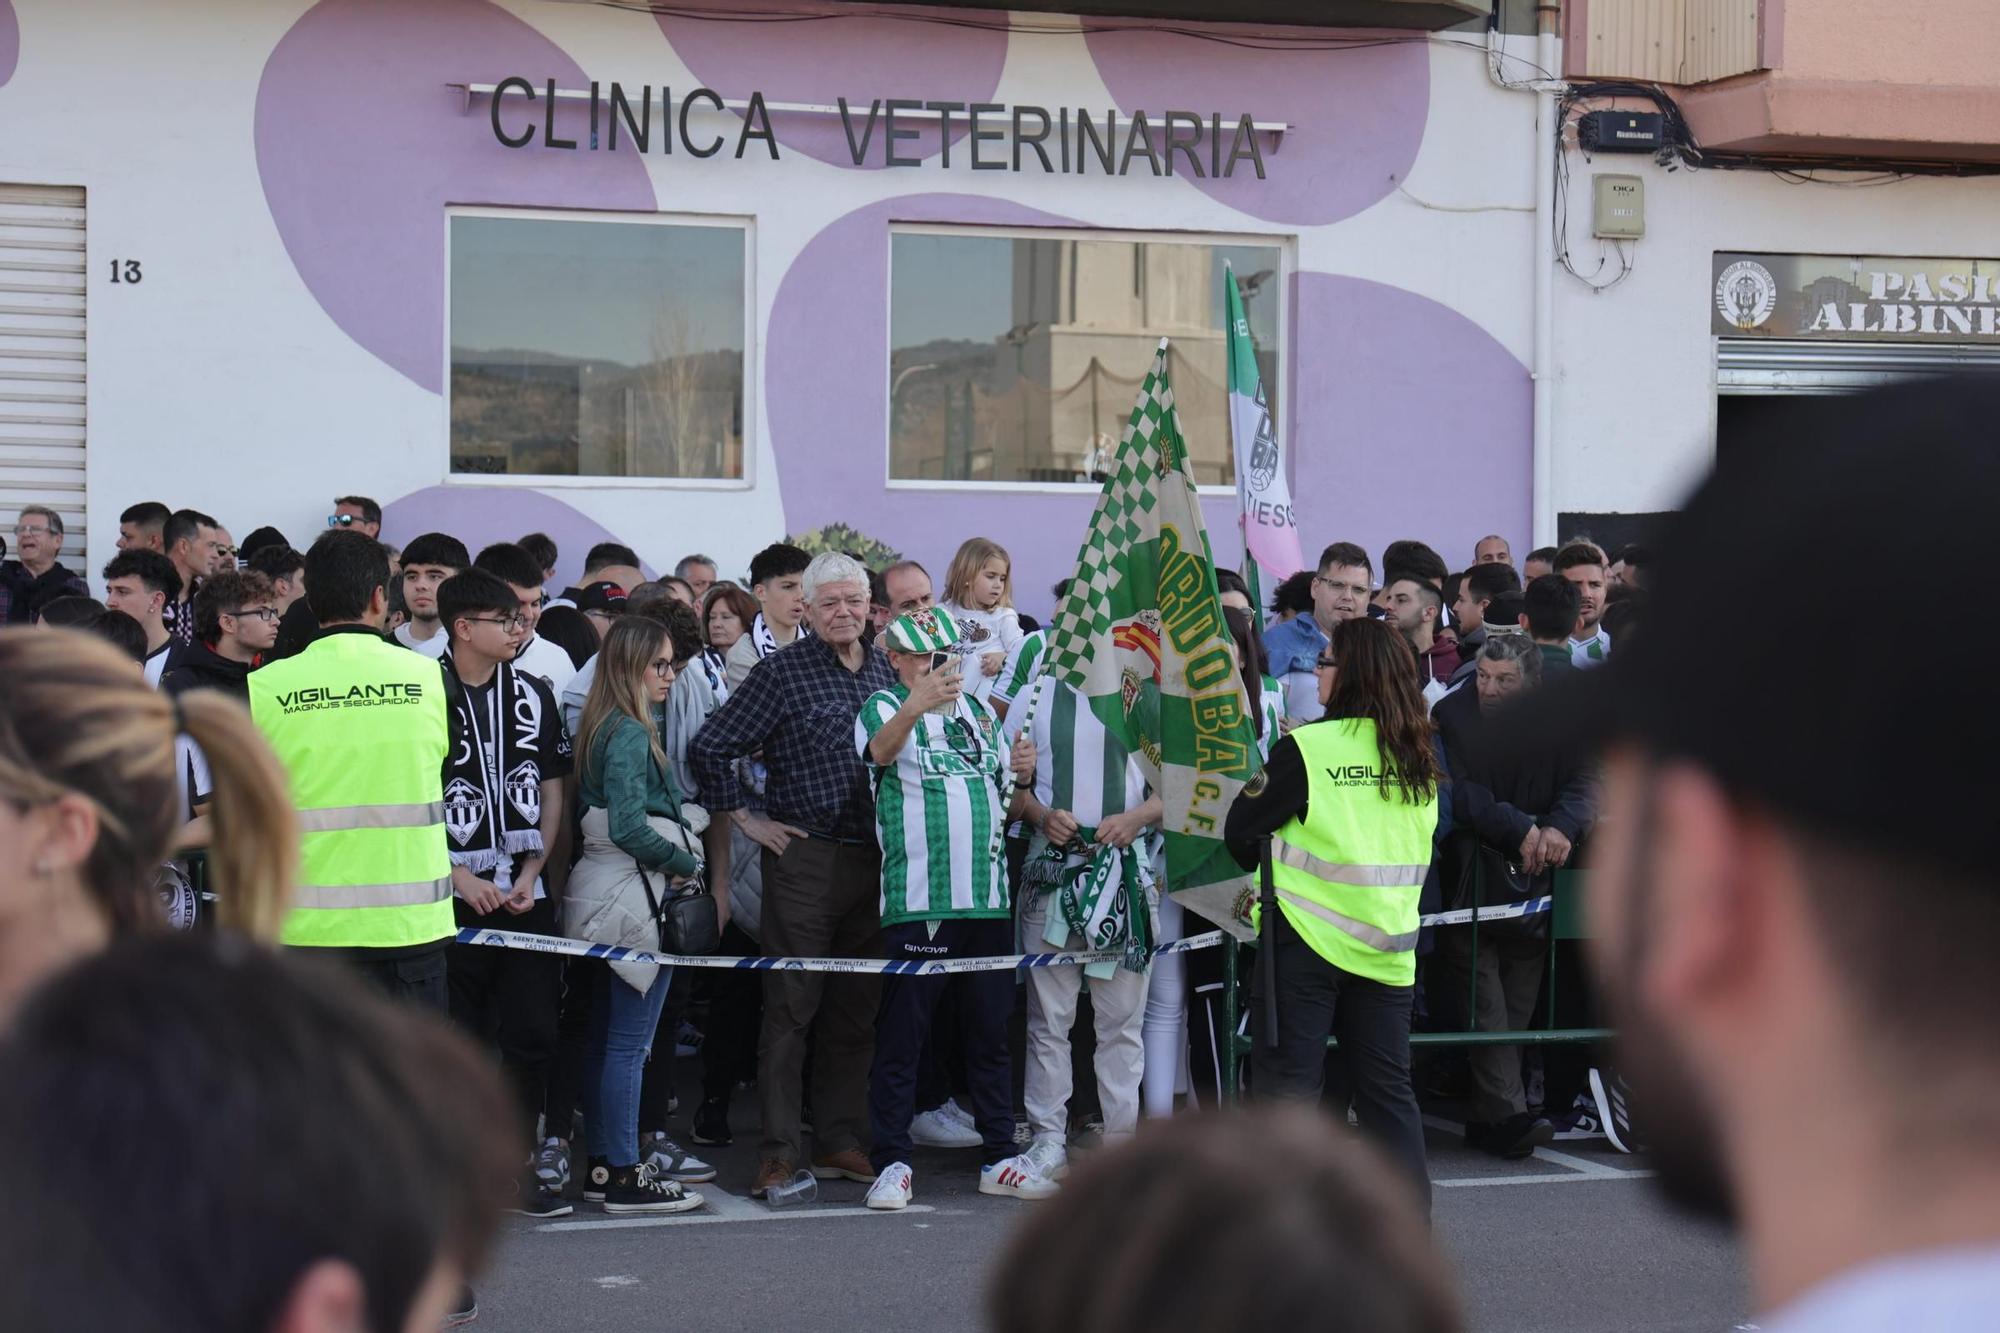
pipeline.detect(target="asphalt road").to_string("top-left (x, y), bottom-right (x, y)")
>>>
top-left (469, 1109), bottom-right (1746, 1332)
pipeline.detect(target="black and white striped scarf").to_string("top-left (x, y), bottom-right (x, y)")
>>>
top-left (441, 654), bottom-right (547, 874)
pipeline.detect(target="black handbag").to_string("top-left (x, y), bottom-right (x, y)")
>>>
top-left (1443, 830), bottom-right (1547, 939)
top-left (637, 756), bottom-right (719, 956)
top-left (638, 867), bottom-right (720, 956)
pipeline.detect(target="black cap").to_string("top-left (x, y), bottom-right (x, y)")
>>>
top-left (1510, 374), bottom-right (2000, 879)
top-left (240, 526), bottom-right (291, 558)
top-left (573, 580), bottom-right (628, 614)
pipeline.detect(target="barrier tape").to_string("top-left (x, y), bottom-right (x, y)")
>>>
top-left (452, 926), bottom-right (1229, 976)
top-left (448, 898), bottom-right (1554, 974)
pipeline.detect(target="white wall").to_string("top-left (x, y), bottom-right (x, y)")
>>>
top-left (1, 0), bottom-right (1990, 590)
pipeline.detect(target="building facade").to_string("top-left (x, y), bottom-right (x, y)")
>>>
top-left (1, 0), bottom-right (1996, 604)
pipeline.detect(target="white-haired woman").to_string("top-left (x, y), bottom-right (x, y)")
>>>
top-left (687, 550), bottom-right (900, 1199)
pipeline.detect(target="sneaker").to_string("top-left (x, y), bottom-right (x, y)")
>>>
top-left (866, 1161), bottom-right (914, 1211)
top-left (752, 1155), bottom-right (794, 1199)
top-left (510, 1184), bottom-right (574, 1219)
top-left (809, 1147), bottom-right (874, 1182)
top-left (581, 1155), bottom-right (610, 1203)
top-left (1589, 1067), bottom-right (1641, 1154)
top-left (910, 1105), bottom-right (983, 1149)
top-left (691, 1097), bottom-right (733, 1147)
top-left (442, 1284), bottom-right (478, 1328)
top-left (979, 1156), bottom-right (1059, 1200)
top-left (939, 1097), bottom-right (978, 1131)
top-left (1471, 1112), bottom-right (1555, 1160)
top-left (533, 1137), bottom-right (570, 1195)
top-left (1021, 1134), bottom-right (1070, 1182)
top-left (602, 1161), bottom-right (705, 1215)
top-left (640, 1131), bottom-right (717, 1184)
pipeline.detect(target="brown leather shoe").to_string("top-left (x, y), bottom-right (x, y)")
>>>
top-left (810, 1147), bottom-right (874, 1182)
top-left (752, 1156), bottom-right (793, 1199)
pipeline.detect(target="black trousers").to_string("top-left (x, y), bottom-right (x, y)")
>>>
top-left (639, 966), bottom-right (695, 1134)
top-left (869, 918), bottom-right (1016, 1173)
top-left (325, 942), bottom-right (449, 1012)
top-left (1252, 910), bottom-right (1431, 1218)
top-left (449, 896), bottom-right (562, 1148)
top-left (544, 958), bottom-right (596, 1144)
top-left (701, 922), bottom-right (765, 1105)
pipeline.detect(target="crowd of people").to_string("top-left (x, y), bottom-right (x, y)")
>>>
top-left (0, 491), bottom-right (1649, 1213)
top-left (3, 375), bottom-right (2000, 1333)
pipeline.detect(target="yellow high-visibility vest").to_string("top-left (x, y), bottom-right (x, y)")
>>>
top-left (249, 629), bottom-right (454, 949)
top-left (1267, 718), bottom-right (1438, 987)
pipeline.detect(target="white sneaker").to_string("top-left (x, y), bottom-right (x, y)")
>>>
top-left (866, 1162), bottom-right (914, 1210)
top-left (640, 1131), bottom-right (718, 1183)
top-left (939, 1097), bottom-right (977, 1131)
top-left (910, 1105), bottom-right (983, 1149)
top-left (979, 1156), bottom-right (1059, 1200)
top-left (1021, 1134), bottom-right (1070, 1182)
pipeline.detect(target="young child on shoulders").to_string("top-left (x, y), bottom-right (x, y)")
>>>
top-left (938, 538), bottom-right (1025, 704)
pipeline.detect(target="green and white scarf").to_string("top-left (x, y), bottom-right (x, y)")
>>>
top-left (1022, 830), bottom-right (1153, 975)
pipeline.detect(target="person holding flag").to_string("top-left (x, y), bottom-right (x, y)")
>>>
top-left (1012, 338), bottom-right (1267, 1175)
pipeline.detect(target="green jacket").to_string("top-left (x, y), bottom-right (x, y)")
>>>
top-left (580, 713), bottom-right (701, 877)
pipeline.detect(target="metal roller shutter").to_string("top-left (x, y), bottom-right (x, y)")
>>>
top-left (0, 185), bottom-right (86, 548)
top-left (1718, 337), bottom-right (2000, 394)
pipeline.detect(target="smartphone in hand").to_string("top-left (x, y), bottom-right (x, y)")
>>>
top-left (926, 650), bottom-right (964, 714)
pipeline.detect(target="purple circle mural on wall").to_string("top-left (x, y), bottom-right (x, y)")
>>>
top-left (1287, 271), bottom-right (1531, 566)
top-left (255, 0), bottom-right (656, 393)
top-left (383, 485), bottom-right (653, 591)
top-left (1082, 20), bottom-right (1429, 226)
top-left (654, 3), bottom-right (1007, 169)
top-left (765, 193), bottom-right (1246, 610)
top-left (0, 1), bottom-right (19, 89)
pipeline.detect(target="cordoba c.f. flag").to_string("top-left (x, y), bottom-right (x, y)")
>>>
top-left (1043, 339), bottom-right (1262, 940)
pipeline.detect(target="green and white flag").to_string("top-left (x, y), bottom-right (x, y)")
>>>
top-left (1226, 262), bottom-right (1303, 602)
top-left (1044, 339), bottom-right (1263, 940)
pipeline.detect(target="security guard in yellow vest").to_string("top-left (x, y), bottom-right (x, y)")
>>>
top-left (250, 531), bottom-right (456, 1008)
top-left (1225, 617), bottom-right (1446, 1211)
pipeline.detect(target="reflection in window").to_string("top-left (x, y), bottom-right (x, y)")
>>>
top-left (890, 233), bottom-right (1281, 486)
top-left (450, 215), bottom-right (746, 479)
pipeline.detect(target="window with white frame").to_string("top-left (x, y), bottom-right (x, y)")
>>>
top-left (889, 229), bottom-right (1282, 487)
top-left (449, 213), bottom-right (747, 480)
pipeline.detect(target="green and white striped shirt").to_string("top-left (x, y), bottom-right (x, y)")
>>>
top-left (856, 688), bottom-right (1010, 927)
top-left (1002, 676), bottom-right (1147, 831)
top-left (991, 628), bottom-right (1047, 709)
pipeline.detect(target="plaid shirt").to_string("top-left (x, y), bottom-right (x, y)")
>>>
top-left (690, 635), bottom-right (897, 841)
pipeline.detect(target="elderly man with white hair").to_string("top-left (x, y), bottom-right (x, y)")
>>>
top-left (689, 551), bottom-right (898, 1199)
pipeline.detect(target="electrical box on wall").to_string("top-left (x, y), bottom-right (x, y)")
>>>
top-left (1593, 174), bottom-right (1645, 238)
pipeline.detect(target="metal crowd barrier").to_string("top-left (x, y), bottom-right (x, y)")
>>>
top-left (1217, 842), bottom-right (1611, 1100)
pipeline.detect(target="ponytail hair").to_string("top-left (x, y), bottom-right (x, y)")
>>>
top-left (0, 627), bottom-right (297, 938)
top-left (176, 690), bottom-right (298, 938)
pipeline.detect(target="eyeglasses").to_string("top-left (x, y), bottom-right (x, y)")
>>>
top-left (465, 614), bottom-right (528, 632)
top-left (326, 514), bottom-right (365, 528)
top-left (12, 524), bottom-right (52, 538)
top-left (224, 606), bottom-right (280, 624)
top-left (214, 545), bottom-right (238, 560)
top-left (648, 657), bottom-right (677, 678)
top-left (1315, 656), bottom-right (1339, 670)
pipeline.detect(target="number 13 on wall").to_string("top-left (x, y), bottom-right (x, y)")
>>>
top-left (107, 259), bottom-right (142, 283)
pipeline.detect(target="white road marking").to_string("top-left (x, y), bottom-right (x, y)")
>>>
top-left (542, 1193), bottom-right (936, 1232)
top-left (1435, 1170), bottom-right (1656, 1188)
top-left (1422, 1114), bottom-right (1654, 1187)
top-left (592, 1275), bottom-right (640, 1288)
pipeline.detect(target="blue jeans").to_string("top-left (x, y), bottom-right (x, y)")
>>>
top-left (582, 966), bottom-right (672, 1168)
